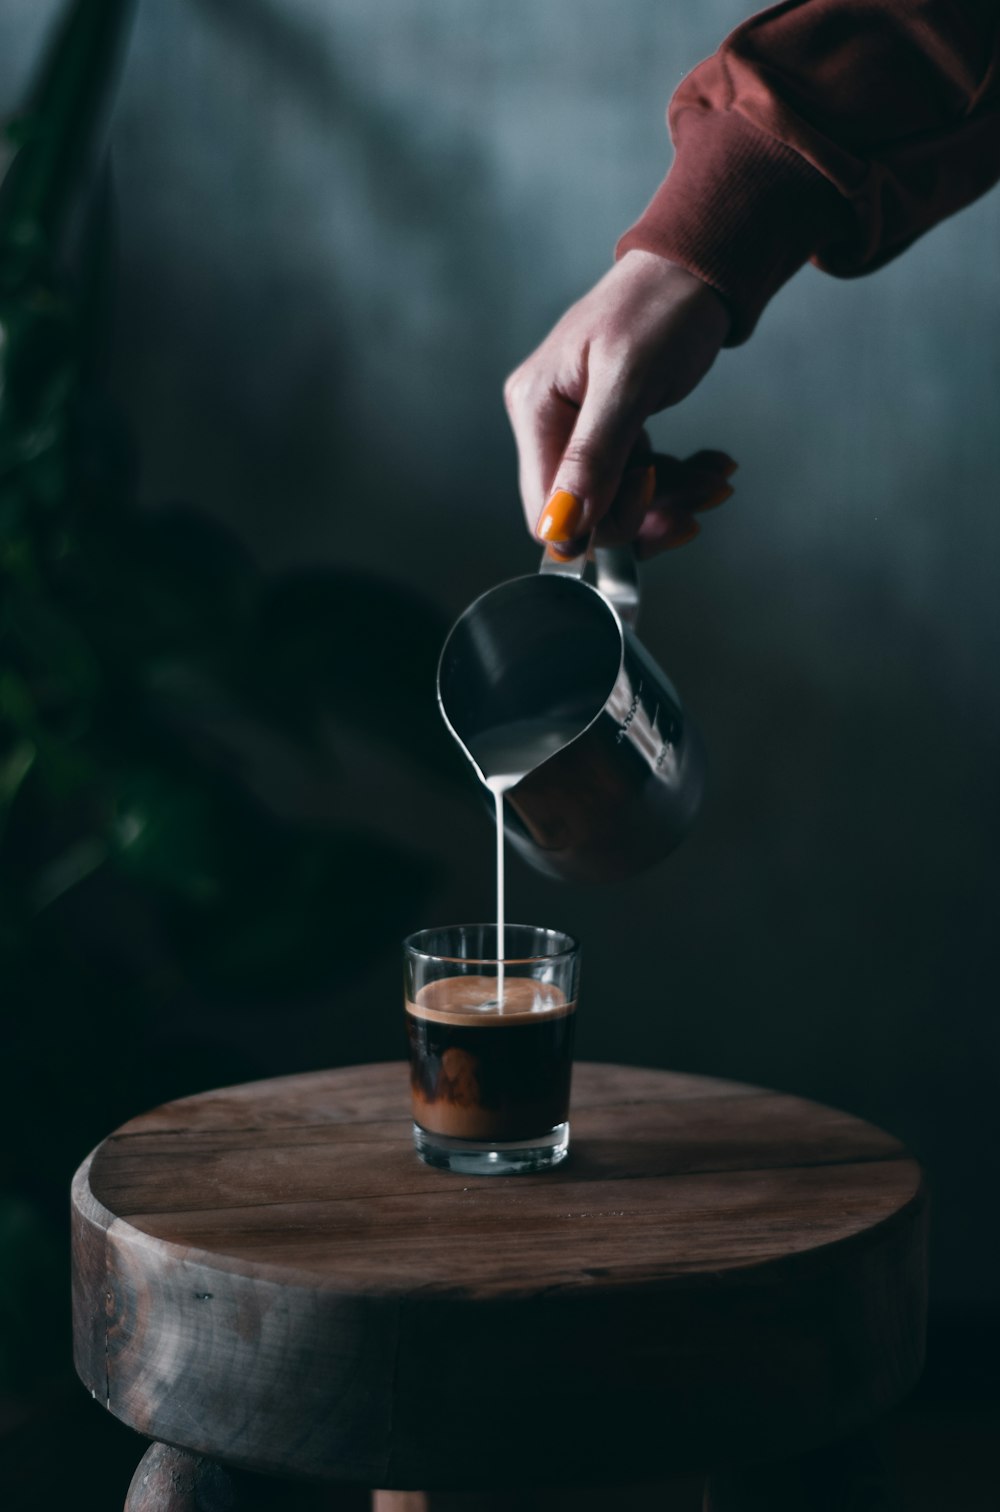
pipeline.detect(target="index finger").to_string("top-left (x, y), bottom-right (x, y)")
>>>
top-left (506, 379), bottom-right (580, 537)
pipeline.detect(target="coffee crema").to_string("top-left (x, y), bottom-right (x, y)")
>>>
top-left (407, 974), bottom-right (575, 1142)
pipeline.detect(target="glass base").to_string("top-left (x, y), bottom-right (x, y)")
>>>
top-left (412, 1121), bottom-right (569, 1175)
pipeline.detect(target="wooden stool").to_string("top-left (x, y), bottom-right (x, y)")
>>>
top-left (71, 1063), bottom-right (927, 1510)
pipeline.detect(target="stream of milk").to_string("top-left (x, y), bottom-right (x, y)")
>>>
top-left (474, 719), bottom-right (582, 1001)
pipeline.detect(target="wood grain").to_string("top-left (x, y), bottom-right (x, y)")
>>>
top-left (71, 1063), bottom-right (928, 1490)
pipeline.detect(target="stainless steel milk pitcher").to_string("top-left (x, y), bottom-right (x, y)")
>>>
top-left (437, 545), bottom-right (707, 883)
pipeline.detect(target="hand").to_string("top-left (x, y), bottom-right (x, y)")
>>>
top-left (503, 250), bottom-right (735, 560)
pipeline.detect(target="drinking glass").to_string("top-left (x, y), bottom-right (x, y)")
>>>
top-left (403, 924), bottom-right (580, 1175)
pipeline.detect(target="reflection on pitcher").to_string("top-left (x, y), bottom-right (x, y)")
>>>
top-left (438, 546), bottom-right (706, 885)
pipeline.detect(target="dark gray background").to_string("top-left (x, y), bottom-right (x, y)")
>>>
top-left (4, 0), bottom-right (999, 1307)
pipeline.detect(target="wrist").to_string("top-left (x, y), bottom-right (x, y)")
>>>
top-left (618, 248), bottom-right (732, 325)
top-left (616, 112), bottom-right (844, 344)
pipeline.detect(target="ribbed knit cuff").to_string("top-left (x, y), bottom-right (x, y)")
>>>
top-left (616, 107), bottom-right (846, 344)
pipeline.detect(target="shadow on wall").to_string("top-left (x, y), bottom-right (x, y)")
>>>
top-left (109, 0), bottom-right (526, 580)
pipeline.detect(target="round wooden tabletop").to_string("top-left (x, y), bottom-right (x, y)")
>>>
top-left (72, 1063), bottom-right (927, 1490)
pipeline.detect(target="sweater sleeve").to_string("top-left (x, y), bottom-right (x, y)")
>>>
top-left (616, 0), bottom-right (1000, 342)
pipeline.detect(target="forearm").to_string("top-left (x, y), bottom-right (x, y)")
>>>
top-left (618, 0), bottom-right (1000, 341)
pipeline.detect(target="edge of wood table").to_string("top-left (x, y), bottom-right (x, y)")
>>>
top-left (72, 1062), bottom-right (928, 1489)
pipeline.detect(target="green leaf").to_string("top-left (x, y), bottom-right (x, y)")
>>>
top-left (31, 833), bottom-right (107, 909)
top-left (0, 0), bottom-right (137, 268)
top-left (0, 289), bottom-right (76, 466)
top-left (107, 766), bottom-right (225, 905)
top-left (4, 582), bottom-right (101, 702)
top-left (0, 736), bottom-right (34, 804)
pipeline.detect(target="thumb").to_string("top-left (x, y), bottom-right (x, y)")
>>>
top-left (535, 376), bottom-right (642, 549)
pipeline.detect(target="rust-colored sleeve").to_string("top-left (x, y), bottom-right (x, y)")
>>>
top-left (616, 1), bottom-right (1000, 341)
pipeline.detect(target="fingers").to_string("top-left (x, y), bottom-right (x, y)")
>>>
top-left (507, 381), bottom-right (580, 541)
top-left (505, 255), bottom-right (732, 554)
top-left (533, 371), bottom-right (645, 556)
top-left (593, 448), bottom-right (737, 559)
top-left (505, 353), bottom-right (737, 562)
top-left (635, 450), bottom-right (737, 560)
top-left (685, 448), bottom-right (739, 481)
top-left (545, 448), bottom-right (738, 560)
top-left (589, 462), bottom-right (656, 547)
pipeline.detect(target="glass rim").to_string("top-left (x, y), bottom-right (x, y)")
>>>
top-left (403, 923), bottom-right (579, 967)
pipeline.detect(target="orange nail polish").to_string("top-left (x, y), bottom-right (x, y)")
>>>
top-left (696, 483), bottom-right (734, 511)
top-left (640, 464), bottom-right (657, 510)
top-left (537, 489), bottom-right (584, 543)
top-left (720, 458), bottom-right (739, 478)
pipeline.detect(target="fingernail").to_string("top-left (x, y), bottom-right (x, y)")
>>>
top-left (720, 458), bottom-right (739, 478)
top-left (696, 483), bottom-right (734, 511)
top-left (640, 464), bottom-right (657, 510)
top-left (537, 489), bottom-right (584, 543)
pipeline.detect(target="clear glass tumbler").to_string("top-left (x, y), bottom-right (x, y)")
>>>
top-left (403, 924), bottom-right (580, 1175)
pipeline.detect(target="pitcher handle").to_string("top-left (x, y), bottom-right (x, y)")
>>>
top-left (539, 539), bottom-right (640, 627)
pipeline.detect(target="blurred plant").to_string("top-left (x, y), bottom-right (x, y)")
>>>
top-left (0, 0), bottom-right (459, 1402)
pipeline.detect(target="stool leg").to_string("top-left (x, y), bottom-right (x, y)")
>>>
top-left (374, 1485), bottom-right (699, 1510)
top-left (127, 1441), bottom-right (368, 1510)
top-left (126, 1443), bottom-right (238, 1511)
top-left (373, 1499), bottom-right (505, 1511)
top-left (374, 1497), bottom-right (525, 1511)
top-left (704, 1432), bottom-right (895, 1512)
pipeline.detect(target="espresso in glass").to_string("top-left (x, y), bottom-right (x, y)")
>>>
top-left (403, 925), bottom-right (580, 1175)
